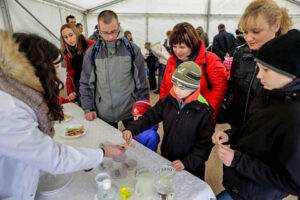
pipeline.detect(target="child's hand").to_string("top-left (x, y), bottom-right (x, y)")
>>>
top-left (171, 160), bottom-right (185, 171)
top-left (212, 130), bottom-right (229, 145)
top-left (217, 144), bottom-right (234, 167)
top-left (122, 130), bottom-right (132, 145)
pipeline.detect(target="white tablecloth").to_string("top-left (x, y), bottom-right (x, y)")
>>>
top-left (36, 103), bottom-right (216, 200)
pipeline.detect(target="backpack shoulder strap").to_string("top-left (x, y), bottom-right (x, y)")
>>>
top-left (91, 39), bottom-right (101, 66)
top-left (122, 37), bottom-right (135, 61)
top-left (203, 51), bottom-right (212, 90)
top-left (122, 37), bottom-right (137, 94)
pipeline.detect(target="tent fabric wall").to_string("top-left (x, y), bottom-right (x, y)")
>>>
top-left (5, 0), bottom-right (85, 47)
top-left (0, 6), bottom-right (5, 30)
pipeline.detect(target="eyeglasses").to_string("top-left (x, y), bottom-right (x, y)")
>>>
top-left (99, 29), bottom-right (119, 36)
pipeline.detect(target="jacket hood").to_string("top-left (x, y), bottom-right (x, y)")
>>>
top-left (0, 31), bottom-right (44, 93)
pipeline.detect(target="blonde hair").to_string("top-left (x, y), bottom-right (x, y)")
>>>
top-left (239, 0), bottom-right (292, 36)
top-left (60, 24), bottom-right (83, 58)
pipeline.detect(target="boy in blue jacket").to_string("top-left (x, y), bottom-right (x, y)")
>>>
top-left (132, 98), bottom-right (160, 152)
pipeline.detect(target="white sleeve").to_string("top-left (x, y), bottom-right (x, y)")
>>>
top-left (0, 102), bottom-right (103, 175)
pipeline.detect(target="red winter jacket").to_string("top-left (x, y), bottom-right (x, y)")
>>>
top-left (64, 38), bottom-right (95, 96)
top-left (159, 40), bottom-right (228, 114)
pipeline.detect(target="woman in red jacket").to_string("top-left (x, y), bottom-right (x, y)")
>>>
top-left (159, 22), bottom-right (227, 117)
top-left (60, 24), bottom-right (95, 106)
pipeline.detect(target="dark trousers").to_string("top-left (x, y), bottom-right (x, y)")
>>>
top-left (107, 118), bottom-right (133, 129)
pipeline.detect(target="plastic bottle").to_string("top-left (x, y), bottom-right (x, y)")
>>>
top-left (97, 179), bottom-right (117, 200)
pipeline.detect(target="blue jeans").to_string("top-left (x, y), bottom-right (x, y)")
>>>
top-left (158, 63), bottom-right (166, 90)
top-left (217, 190), bottom-right (234, 200)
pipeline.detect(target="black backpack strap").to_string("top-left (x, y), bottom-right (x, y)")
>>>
top-left (122, 37), bottom-right (137, 95)
top-left (203, 51), bottom-right (212, 90)
top-left (92, 39), bottom-right (101, 67)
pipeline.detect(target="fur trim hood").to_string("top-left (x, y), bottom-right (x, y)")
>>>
top-left (0, 31), bottom-right (44, 93)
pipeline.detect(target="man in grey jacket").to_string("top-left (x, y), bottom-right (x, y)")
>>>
top-left (80, 10), bottom-right (149, 129)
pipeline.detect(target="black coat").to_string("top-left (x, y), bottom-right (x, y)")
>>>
top-left (212, 30), bottom-right (237, 61)
top-left (126, 94), bottom-right (214, 179)
top-left (225, 44), bottom-right (264, 127)
top-left (223, 79), bottom-right (300, 200)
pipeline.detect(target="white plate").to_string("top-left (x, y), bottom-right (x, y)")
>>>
top-left (37, 172), bottom-right (73, 196)
top-left (60, 124), bottom-right (86, 139)
top-left (62, 112), bottom-right (72, 122)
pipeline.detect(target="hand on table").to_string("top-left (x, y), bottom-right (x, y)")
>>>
top-left (217, 144), bottom-right (234, 167)
top-left (85, 112), bottom-right (97, 121)
top-left (68, 92), bottom-right (77, 101)
top-left (122, 130), bottom-right (132, 145)
top-left (212, 130), bottom-right (229, 145)
top-left (172, 160), bottom-right (185, 171)
top-left (103, 145), bottom-right (126, 158)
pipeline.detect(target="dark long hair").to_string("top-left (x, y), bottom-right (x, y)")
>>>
top-left (13, 33), bottom-right (64, 121)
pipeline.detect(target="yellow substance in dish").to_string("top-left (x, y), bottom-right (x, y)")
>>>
top-left (63, 114), bottom-right (71, 121)
top-left (65, 125), bottom-right (84, 136)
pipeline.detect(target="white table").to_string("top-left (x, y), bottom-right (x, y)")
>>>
top-left (36, 103), bottom-right (216, 200)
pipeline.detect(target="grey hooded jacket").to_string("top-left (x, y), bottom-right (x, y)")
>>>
top-left (80, 29), bottom-right (149, 122)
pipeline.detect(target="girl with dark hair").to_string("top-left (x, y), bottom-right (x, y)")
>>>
top-left (159, 22), bottom-right (228, 119)
top-left (60, 23), bottom-right (95, 106)
top-left (0, 31), bottom-right (125, 199)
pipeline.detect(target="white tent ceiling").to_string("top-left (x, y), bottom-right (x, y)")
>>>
top-left (1, 0), bottom-right (300, 52)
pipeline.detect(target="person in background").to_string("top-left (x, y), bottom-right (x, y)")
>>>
top-left (160, 22), bottom-right (227, 120)
top-left (212, 24), bottom-right (237, 61)
top-left (123, 61), bottom-right (214, 179)
top-left (224, 0), bottom-right (292, 128)
top-left (196, 26), bottom-right (209, 48)
top-left (212, 29), bottom-right (300, 200)
top-left (124, 30), bottom-right (133, 42)
top-left (80, 10), bottom-right (149, 129)
top-left (132, 98), bottom-right (159, 152)
top-left (0, 31), bottom-right (125, 199)
top-left (223, 57), bottom-right (233, 80)
top-left (89, 24), bottom-right (100, 41)
top-left (163, 30), bottom-right (172, 53)
top-left (76, 23), bottom-right (83, 34)
top-left (150, 41), bottom-right (170, 94)
top-left (66, 15), bottom-right (76, 24)
top-left (235, 29), bottom-right (246, 46)
top-left (145, 42), bottom-right (157, 90)
top-left (60, 24), bottom-right (95, 106)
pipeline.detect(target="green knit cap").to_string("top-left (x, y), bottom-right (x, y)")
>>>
top-left (172, 61), bottom-right (201, 91)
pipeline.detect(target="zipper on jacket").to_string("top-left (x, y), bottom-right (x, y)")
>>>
top-left (243, 64), bottom-right (258, 122)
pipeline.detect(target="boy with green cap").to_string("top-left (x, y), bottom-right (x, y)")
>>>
top-left (123, 61), bottom-right (214, 179)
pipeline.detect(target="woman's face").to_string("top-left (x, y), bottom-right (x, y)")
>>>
top-left (257, 63), bottom-right (293, 90)
top-left (173, 43), bottom-right (192, 61)
top-left (62, 28), bottom-right (77, 47)
top-left (243, 14), bottom-right (280, 51)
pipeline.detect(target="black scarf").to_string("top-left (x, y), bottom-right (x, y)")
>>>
top-left (68, 35), bottom-right (87, 84)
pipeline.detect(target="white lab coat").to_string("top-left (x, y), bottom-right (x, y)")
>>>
top-left (0, 90), bottom-right (103, 200)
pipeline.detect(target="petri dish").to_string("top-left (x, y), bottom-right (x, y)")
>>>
top-left (37, 172), bottom-right (73, 196)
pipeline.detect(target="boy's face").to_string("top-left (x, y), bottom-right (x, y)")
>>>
top-left (133, 114), bottom-right (142, 121)
top-left (173, 85), bottom-right (193, 99)
top-left (257, 63), bottom-right (293, 90)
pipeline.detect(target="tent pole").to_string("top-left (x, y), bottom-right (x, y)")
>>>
top-left (0, 0), bottom-right (13, 31)
top-left (14, 0), bottom-right (59, 41)
top-left (83, 12), bottom-right (88, 37)
top-left (206, 0), bottom-right (211, 34)
top-left (145, 14), bottom-right (149, 42)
